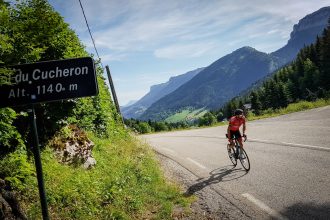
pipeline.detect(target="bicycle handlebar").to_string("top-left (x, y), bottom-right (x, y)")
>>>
top-left (243, 134), bottom-right (247, 142)
top-left (226, 134), bottom-right (247, 142)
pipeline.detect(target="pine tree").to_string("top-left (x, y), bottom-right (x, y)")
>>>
top-left (302, 59), bottom-right (320, 92)
top-left (276, 82), bottom-right (290, 108)
top-left (250, 91), bottom-right (262, 115)
top-left (320, 21), bottom-right (330, 91)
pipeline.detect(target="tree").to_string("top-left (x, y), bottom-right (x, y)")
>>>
top-left (215, 111), bottom-right (224, 122)
top-left (250, 91), bottom-right (262, 115)
top-left (137, 122), bottom-right (152, 134)
top-left (0, 0), bottom-right (120, 149)
top-left (302, 59), bottom-right (320, 93)
top-left (276, 82), bottom-right (289, 108)
top-left (198, 112), bottom-right (216, 126)
top-left (154, 122), bottom-right (169, 132)
top-left (320, 23), bottom-right (330, 91)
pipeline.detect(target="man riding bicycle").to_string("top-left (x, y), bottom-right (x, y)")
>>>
top-left (227, 109), bottom-right (246, 152)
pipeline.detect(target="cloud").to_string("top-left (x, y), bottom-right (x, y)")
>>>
top-left (101, 53), bottom-right (128, 62)
top-left (52, 1), bottom-right (329, 48)
top-left (154, 42), bottom-right (217, 59)
top-left (51, 0), bottom-right (330, 59)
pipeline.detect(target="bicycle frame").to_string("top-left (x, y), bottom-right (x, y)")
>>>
top-left (233, 139), bottom-right (241, 159)
top-left (226, 133), bottom-right (250, 171)
top-left (227, 134), bottom-right (246, 156)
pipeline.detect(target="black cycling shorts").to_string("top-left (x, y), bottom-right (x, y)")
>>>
top-left (229, 130), bottom-right (242, 139)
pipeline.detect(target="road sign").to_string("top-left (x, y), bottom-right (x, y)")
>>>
top-left (0, 57), bottom-right (98, 108)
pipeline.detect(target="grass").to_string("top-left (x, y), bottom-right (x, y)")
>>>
top-left (165, 108), bottom-right (207, 123)
top-left (20, 129), bottom-right (193, 219)
top-left (247, 99), bottom-right (330, 121)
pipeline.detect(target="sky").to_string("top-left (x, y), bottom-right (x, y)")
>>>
top-left (48, 0), bottom-right (330, 106)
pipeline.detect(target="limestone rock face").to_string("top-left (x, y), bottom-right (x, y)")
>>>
top-left (51, 125), bottom-right (97, 169)
top-left (55, 139), bottom-right (96, 169)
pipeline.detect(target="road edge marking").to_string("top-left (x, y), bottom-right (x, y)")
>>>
top-left (160, 147), bottom-right (176, 154)
top-left (186, 157), bottom-right (207, 169)
top-left (248, 138), bottom-right (330, 152)
top-left (241, 193), bottom-right (288, 220)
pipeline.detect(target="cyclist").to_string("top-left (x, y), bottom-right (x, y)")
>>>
top-left (227, 109), bottom-right (246, 154)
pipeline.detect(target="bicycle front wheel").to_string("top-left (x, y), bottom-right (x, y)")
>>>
top-left (239, 148), bottom-right (250, 171)
top-left (227, 144), bottom-right (237, 166)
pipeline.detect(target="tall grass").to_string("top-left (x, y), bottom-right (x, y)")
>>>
top-left (21, 131), bottom-right (192, 219)
top-left (247, 99), bottom-right (330, 121)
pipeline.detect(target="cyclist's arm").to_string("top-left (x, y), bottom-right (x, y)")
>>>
top-left (242, 121), bottom-right (246, 135)
top-left (227, 124), bottom-right (231, 138)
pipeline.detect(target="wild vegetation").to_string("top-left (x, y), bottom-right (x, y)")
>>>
top-left (124, 118), bottom-right (191, 134)
top-left (0, 0), bottom-right (190, 219)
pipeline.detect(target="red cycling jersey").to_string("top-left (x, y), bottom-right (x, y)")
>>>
top-left (229, 116), bottom-right (245, 131)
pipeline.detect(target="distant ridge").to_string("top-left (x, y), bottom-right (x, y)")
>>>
top-left (137, 7), bottom-right (330, 121)
top-left (139, 47), bottom-right (281, 121)
top-left (121, 68), bottom-right (204, 119)
top-left (272, 6), bottom-right (330, 63)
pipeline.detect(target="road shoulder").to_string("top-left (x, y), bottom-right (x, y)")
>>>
top-left (156, 153), bottom-right (252, 220)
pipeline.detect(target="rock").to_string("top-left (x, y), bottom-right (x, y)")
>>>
top-left (83, 157), bottom-right (97, 169)
top-left (52, 125), bottom-right (97, 169)
top-left (55, 140), bottom-right (96, 169)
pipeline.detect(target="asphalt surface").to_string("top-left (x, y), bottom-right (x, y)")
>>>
top-left (141, 106), bottom-right (330, 219)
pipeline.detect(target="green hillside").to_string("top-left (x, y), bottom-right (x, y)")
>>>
top-left (165, 108), bottom-right (207, 123)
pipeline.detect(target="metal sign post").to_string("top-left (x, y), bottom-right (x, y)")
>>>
top-left (0, 57), bottom-right (98, 219)
top-left (105, 65), bottom-right (124, 124)
top-left (29, 105), bottom-right (49, 220)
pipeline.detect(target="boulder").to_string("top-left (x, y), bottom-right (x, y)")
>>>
top-left (51, 125), bottom-right (97, 169)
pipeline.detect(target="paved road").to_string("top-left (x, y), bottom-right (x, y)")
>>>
top-left (141, 106), bottom-right (330, 219)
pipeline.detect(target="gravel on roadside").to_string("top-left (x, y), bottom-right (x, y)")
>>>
top-left (156, 153), bottom-right (254, 220)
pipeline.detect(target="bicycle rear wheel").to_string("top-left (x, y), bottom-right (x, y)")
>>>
top-left (227, 144), bottom-right (237, 166)
top-left (239, 148), bottom-right (250, 171)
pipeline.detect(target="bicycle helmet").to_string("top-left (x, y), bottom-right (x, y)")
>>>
top-left (234, 109), bottom-right (243, 116)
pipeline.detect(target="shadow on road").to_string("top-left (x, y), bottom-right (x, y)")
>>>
top-left (184, 165), bottom-right (247, 196)
top-left (280, 202), bottom-right (330, 220)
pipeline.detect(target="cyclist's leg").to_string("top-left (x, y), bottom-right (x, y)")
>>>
top-left (236, 130), bottom-right (243, 148)
top-left (228, 131), bottom-right (234, 147)
top-left (235, 131), bottom-right (246, 159)
top-left (238, 139), bottom-right (243, 148)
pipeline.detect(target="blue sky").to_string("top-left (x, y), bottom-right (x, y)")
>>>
top-left (48, 0), bottom-right (329, 106)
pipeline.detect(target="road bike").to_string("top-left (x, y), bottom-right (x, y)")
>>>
top-left (226, 134), bottom-right (250, 172)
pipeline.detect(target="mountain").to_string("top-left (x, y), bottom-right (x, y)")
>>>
top-left (139, 47), bottom-right (281, 121)
top-left (121, 68), bottom-right (204, 119)
top-left (122, 100), bottom-right (137, 108)
top-left (272, 6), bottom-right (330, 63)
top-left (139, 7), bottom-right (330, 121)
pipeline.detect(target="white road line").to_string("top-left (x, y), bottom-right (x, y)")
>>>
top-left (249, 138), bottom-right (330, 152)
top-left (242, 193), bottom-right (288, 220)
top-left (281, 141), bottom-right (329, 151)
top-left (186, 157), bottom-right (207, 169)
top-left (160, 147), bottom-right (175, 154)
